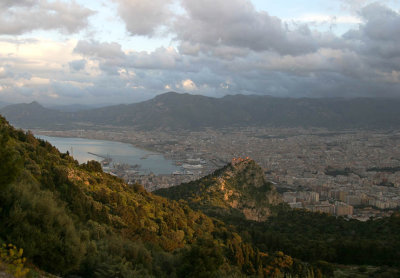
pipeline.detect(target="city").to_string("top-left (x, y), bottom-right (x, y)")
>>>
top-left (34, 126), bottom-right (400, 220)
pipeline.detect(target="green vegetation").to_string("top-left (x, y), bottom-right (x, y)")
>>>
top-left (156, 158), bottom-right (281, 222)
top-left (222, 208), bottom-right (400, 267)
top-left (324, 166), bottom-right (353, 177)
top-left (0, 243), bottom-right (29, 277)
top-left (156, 160), bottom-right (400, 277)
top-left (2, 113), bottom-right (400, 277)
top-left (0, 115), bottom-right (297, 277)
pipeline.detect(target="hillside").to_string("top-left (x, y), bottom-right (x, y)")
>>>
top-left (2, 116), bottom-right (400, 277)
top-left (2, 92), bottom-right (400, 130)
top-left (156, 157), bottom-right (282, 221)
top-left (155, 159), bottom-right (400, 277)
top-left (46, 103), bottom-right (97, 112)
top-left (0, 115), bottom-right (298, 277)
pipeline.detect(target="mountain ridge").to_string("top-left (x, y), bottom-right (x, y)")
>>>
top-left (2, 92), bottom-right (400, 130)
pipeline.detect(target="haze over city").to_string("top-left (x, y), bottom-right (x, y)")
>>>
top-left (1, 0), bottom-right (400, 105)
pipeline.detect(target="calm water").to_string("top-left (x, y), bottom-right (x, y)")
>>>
top-left (36, 135), bottom-right (180, 175)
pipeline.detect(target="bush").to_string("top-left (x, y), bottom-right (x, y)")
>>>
top-left (0, 243), bottom-right (30, 277)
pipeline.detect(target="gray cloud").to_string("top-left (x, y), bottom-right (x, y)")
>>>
top-left (0, 0), bottom-right (35, 9)
top-left (74, 41), bottom-right (125, 60)
top-left (174, 0), bottom-right (322, 56)
top-left (126, 47), bottom-right (181, 69)
top-left (2, 1), bottom-right (400, 105)
top-left (112, 0), bottom-right (331, 56)
top-left (0, 0), bottom-right (94, 35)
top-left (342, 3), bottom-right (400, 79)
top-left (74, 40), bottom-right (183, 72)
top-left (69, 60), bottom-right (87, 72)
top-left (113, 0), bottom-right (174, 36)
top-left (345, 3), bottom-right (400, 57)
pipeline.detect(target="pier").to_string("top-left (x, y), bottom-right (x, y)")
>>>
top-left (88, 152), bottom-right (112, 165)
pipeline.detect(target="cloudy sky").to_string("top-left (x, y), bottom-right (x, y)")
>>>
top-left (0, 0), bottom-right (400, 105)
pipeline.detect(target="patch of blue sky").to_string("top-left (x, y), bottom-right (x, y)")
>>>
top-left (252, 0), bottom-right (400, 35)
top-left (77, 0), bottom-right (173, 52)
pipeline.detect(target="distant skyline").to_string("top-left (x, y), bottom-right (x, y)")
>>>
top-left (1, 0), bottom-right (400, 105)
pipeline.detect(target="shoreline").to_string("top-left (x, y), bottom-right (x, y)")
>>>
top-left (31, 129), bottom-right (162, 154)
top-left (32, 130), bottom-right (180, 170)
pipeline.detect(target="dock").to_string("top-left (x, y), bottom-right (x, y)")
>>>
top-left (88, 152), bottom-right (112, 165)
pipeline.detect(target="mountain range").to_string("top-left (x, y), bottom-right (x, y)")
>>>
top-left (2, 92), bottom-right (400, 130)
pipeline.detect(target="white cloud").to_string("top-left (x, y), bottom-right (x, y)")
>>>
top-left (181, 79), bottom-right (198, 91)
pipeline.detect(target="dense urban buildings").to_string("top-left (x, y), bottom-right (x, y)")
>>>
top-left (35, 126), bottom-right (400, 219)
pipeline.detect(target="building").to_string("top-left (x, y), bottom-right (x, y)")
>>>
top-left (335, 201), bottom-right (354, 216)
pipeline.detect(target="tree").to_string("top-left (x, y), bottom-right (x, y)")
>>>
top-left (0, 132), bottom-right (21, 190)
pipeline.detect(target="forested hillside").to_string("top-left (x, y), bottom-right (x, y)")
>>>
top-left (156, 157), bottom-right (282, 222)
top-left (156, 159), bottom-right (400, 277)
top-left (0, 115), bottom-right (304, 277)
top-left (2, 115), bottom-right (400, 277)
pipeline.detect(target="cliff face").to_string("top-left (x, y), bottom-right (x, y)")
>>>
top-left (156, 157), bottom-right (282, 221)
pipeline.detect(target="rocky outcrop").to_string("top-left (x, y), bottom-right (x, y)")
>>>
top-left (156, 157), bottom-right (282, 222)
top-left (214, 157), bottom-right (281, 221)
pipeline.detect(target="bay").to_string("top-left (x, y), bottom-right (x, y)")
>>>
top-left (36, 135), bottom-right (180, 175)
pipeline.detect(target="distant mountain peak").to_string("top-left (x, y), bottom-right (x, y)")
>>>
top-left (154, 91), bottom-right (181, 99)
top-left (29, 101), bottom-right (43, 107)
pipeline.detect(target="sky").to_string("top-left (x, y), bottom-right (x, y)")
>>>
top-left (1, 0), bottom-right (400, 105)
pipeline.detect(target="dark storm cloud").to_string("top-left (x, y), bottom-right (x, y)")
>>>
top-left (0, 0), bottom-right (94, 35)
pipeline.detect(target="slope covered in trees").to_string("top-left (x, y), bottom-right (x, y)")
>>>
top-left (156, 157), bottom-right (282, 222)
top-left (2, 115), bottom-right (400, 277)
top-left (0, 115), bottom-right (305, 277)
top-left (156, 160), bottom-right (400, 277)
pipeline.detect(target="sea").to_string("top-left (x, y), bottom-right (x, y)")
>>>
top-left (36, 135), bottom-right (180, 175)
